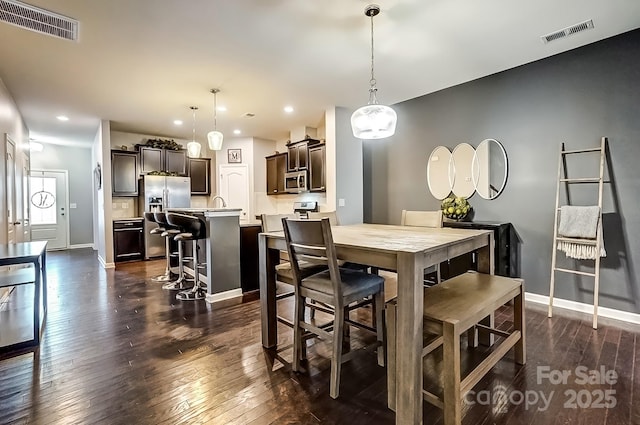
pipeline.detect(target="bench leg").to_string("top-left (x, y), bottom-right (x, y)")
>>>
top-left (443, 321), bottom-right (461, 425)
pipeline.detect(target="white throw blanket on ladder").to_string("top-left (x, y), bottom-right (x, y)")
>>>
top-left (557, 205), bottom-right (606, 260)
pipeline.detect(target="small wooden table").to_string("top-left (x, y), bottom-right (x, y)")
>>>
top-left (259, 224), bottom-right (493, 425)
top-left (0, 241), bottom-right (48, 354)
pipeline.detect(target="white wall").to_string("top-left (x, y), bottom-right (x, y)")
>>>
top-left (31, 144), bottom-right (94, 245)
top-left (92, 120), bottom-right (114, 268)
top-left (0, 77), bottom-right (30, 245)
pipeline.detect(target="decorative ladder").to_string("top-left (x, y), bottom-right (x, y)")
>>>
top-left (548, 137), bottom-right (606, 329)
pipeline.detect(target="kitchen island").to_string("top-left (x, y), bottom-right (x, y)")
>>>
top-left (166, 208), bottom-right (242, 305)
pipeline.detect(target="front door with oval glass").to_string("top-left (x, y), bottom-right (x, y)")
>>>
top-left (29, 170), bottom-right (68, 250)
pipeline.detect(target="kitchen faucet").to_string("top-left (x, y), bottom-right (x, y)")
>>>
top-left (212, 195), bottom-right (227, 208)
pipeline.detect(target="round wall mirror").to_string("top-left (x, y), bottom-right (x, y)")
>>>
top-left (426, 146), bottom-right (452, 200)
top-left (472, 138), bottom-right (508, 199)
top-left (450, 143), bottom-right (476, 198)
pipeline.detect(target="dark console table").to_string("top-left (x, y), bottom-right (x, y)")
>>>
top-left (442, 221), bottom-right (518, 279)
top-left (0, 241), bottom-right (48, 355)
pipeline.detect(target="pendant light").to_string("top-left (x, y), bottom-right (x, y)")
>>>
top-left (350, 4), bottom-right (397, 140)
top-left (186, 106), bottom-right (202, 158)
top-left (207, 88), bottom-right (224, 150)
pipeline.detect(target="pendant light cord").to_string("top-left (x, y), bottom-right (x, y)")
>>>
top-left (368, 11), bottom-right (379, 105)
top-left (213, 92), bottom-right (217, 130)
top-left (191, 107), bottom-right (197, 142)
top-left (370, 13), bottom-right (376, 89)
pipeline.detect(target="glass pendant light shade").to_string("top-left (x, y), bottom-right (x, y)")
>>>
top-left (207, 130), bottom-right (224, 151)
top-left (208, 88), bottom-right (224, 151)
top-left (351, 4), bottom-right (397, 140)
top-left (187, 106), bottom-right (202, 158)
top-left (187, 140), bottom-right (201, 158)
top-left (351, 103), bottom-right (397, 139)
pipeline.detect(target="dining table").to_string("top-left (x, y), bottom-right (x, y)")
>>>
top-left (258, 223), bottom-right (494, 425)
top-left (0, 241), bottom-right (48, 354)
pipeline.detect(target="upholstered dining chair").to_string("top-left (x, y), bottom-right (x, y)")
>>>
top-left (282, 217), bottom-right (385, 399)
top-left (401, 209), bottom-right (443, 284)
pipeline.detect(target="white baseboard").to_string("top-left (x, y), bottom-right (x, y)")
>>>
top-left (69, 243), bottom-right (94, 249)
top-left (98, 255), bottom-right (115, 269)
top-left (526, 292), bottom-right (640, 325)
top-left (205, 288), bottom-right (243, 305)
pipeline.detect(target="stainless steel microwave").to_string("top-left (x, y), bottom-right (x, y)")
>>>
top-left (284, 170), bottom-right (308, 193)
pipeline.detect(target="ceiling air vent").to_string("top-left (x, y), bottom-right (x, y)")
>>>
top-left (0, 0), bottom-right (78, 41)
top-left (541, 19), bottom-right (594, 44)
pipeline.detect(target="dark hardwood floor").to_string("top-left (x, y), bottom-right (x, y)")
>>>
top-left (1, 248), bottom-right (639, 424)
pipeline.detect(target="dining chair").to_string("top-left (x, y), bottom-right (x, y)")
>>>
top-left (282, 217), bottom-right (386, 399)
top-left (307, 211), bottom-right (338, 225)
top-left (260, 214), bottom-right (328, 329)
top-left (400, 209), bottom-right (443, 284)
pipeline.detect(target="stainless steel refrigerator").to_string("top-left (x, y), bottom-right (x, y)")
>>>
top-left (139, 175), bottom-right (191, 259)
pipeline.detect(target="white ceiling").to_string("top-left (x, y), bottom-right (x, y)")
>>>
top-left (1, 0), bottom-right (639, 147)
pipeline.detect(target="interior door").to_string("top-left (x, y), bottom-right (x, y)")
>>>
top-left (5, 136), bottom-right (16, 243)
top-left (29, 170), bottom-right (68, 250)
top-left (218, 164), bottom-right (250, 221)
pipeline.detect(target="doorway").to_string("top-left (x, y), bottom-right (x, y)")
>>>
top-left (29, 170), bottom-right (69, 250)
top-left (218, 164), bottom-right (250, 221)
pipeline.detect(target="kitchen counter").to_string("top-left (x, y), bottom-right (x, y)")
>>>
top-left (167, 207), bottom-right (241, 217)
top-left (165, 208), bottom-right (242, 305)
top-left (113, 217), bottom-right (144, 221)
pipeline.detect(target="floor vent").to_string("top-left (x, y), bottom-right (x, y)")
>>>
top-left (541, 19), bottom-right (594, 44)
top-left (0, 0), bottom-right (78, 41)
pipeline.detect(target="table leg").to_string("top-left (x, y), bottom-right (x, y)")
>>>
top-left (477, 233), bottom-right (495, 346)
top-left (259, 235), bottom-right (279, 348)
top-left (33, 259), bottom-right (41, 345)
top-left (42, 250), bottom-right (48, 314)
top-left (395, 252), bottom-right (423, 425)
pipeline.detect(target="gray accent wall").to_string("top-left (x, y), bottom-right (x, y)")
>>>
top-left (362, 29), bottom-right (640, 314)
top-left (32, 144), bottom-right (94, 246)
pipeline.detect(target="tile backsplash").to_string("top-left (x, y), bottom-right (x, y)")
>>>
top-left (112, 197), bottom-right (138, 218)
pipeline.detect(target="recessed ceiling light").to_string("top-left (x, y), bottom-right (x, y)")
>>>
top-left (284, 106), bottom-right (294, 113)
top-left (233, 129), bottom-right (241, 135)
top-left (56, 115), bottom-right (69, 121)
top-left (217, 106), bottom-right (227, 112)
top-left (173, 120), bottom-right (183, 125)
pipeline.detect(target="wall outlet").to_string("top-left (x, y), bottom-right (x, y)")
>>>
top-left (122, 203), bottom-right (129, 209)
top-left (338, 198), bottom-right (345, 207)
top-left (70, 203), bottom-right (77, 209)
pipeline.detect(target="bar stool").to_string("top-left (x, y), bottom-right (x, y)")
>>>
top-left (152, 212), bottom-right (183, 288)
top-left (167, 213), bottom-right (207, 301)
top-left (145, 212), bottom-right (170, 282)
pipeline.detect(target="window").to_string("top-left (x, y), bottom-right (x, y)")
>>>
top-left (29, 176), bottom-right (57, 225)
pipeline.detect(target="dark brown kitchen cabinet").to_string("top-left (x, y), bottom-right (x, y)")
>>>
top-left (287, 138), bottom-right (320, 171)
top-left (111, 150), bottom-right (139, 196)
top-left (240, 224), bottom-right (262, 292)
top-left (308, 144), bottom-right (325, 192)
top-left (139, 146), bottom-right (187, 175)
top-left (266, 152), bottom-right (287, 195)
top-left (188, 157), bottom-right (211, 195)
top-left (113, 219), bottom-right (145, 262)
top-left (287, 142), bottom-right (308, 171)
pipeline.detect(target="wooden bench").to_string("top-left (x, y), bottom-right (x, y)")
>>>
top-left (386, 271), bottom-right (525, 425)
